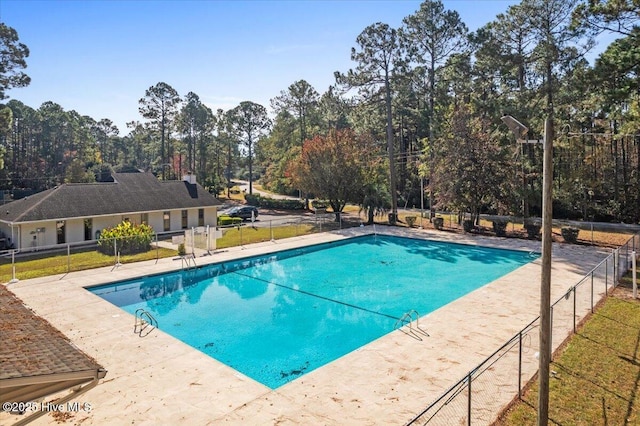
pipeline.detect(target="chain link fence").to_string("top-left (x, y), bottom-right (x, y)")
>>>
top-left (0, 213), bottom-right (358, 282)
top-left (407, 233), bottom-right (639, 425)
top-left (0, 233), bottom-right (166, 283)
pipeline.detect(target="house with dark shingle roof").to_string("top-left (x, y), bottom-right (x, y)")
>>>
top-left (0, 171), bottom-right (221, 250)
top-left (0, 284), bottom-right (107, 424)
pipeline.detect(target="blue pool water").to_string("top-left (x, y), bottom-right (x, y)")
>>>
top-left (89, 235), bottom-right (536, 388)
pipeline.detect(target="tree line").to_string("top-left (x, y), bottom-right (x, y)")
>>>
top-left (0, 0), bottom-right (638, 223)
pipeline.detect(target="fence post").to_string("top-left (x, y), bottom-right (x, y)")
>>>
top-left (467, 372), bottom-right (472, 426)
top-left (573, 286), bottom-right (576, 334)
top-left (191, 227), bottom-right (195, 256)
top-left (633, 251), bottom-right (637, 299)
top-left (612, 249), bottom-right (617, 292)
top-left (67, 244), bottom-right (70, 273)
top-left (114, 237), bottom-right (118, 267)
top-left (270, 220), bottom-right (274, 242)
top-left (625, 243), bottom-right (629, 271)
top-left (549, 306), bottom-right (554, 358)
top-left (590, 271), bottom-right (594, 313)
top-left (206, 225), bottom-right (210, 253)
top-left (605, 257), bottom-right (609, 292)
top-left (518, 331), bottom-right (522, 399)
top-left (239, 225), bottom-right (243, 248)
top-left (155, 233), bottom-right (159, 263)
top-left (9, 249), bottom-right (18, 284)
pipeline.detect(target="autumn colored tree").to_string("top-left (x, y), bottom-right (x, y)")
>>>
top-left (287, 129), bottom-right (381, 221)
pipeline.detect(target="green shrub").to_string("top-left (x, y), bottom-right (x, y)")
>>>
top-left (245, 193), bottom-right (305, 210)
top-left (492, 220), bottom-right (508, 237)
top-left (217, 215), bottom-right (242, 226)
top-left (463, 219), bottom-right (474, 233)
top-left (97, 221), bottom-right (153, 255)
top-left (524, 220), bottom-right (541, 238)
top-left (405, 216), bottom-right (417, 227)
top-left (177, 243), bottom-right (186, 256)
top-left (433, 217), bottom-right (444, 230)
top-left (244, 193), bottom-right (260, 205)
top-left (561, 226), bottom-right (580, 243)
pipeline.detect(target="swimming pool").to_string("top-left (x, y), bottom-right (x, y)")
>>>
top-left (89, 234), bottom-right (536, 388)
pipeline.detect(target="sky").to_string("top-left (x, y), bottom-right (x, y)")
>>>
top-left (0, 0), bottom-right (614, 135)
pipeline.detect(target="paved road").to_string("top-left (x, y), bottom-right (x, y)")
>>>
top-left (235, 180), bottom-right (300, 201)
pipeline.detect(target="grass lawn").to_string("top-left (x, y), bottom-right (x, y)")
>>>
top-left (0, 223), bottom-right (323, 283)
top-left (0, 247), bottom-right (177, 283)
top-left (495, 288), bottom-right (640, 425)
top-left (216, 223), bottom-right (316, 248)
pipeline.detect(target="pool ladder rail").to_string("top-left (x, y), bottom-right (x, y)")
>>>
top-left (394, 309), bottom-right (429, 340)
top-left (181, 253), bottom-right (197, 270)
top-left (134, 308), bottom-right (158, 337)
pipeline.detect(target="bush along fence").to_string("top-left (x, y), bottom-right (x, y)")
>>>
top-left (97, 221), bottom-right (153, 255)
top-left (406, 233), bottom-right (639, 426)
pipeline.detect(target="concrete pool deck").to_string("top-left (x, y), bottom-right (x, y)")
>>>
top-left (2, 226), bottom-right (612, 425)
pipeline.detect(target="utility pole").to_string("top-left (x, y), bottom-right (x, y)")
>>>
top-left (538, 115), bottom-right (554, 426)
top-left (501, 114), bottom-right (554, 425)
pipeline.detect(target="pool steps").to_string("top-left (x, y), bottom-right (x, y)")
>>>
top-left (394, 309), bottom-right (429, 340)
top-left (134, 308), bottom-right (158, 337)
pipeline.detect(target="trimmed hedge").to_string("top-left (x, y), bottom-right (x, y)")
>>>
top-left (561, 226), bottom-right (580, 243)
top-left (217, 215), bottom-right (243, 226)
top-left (97, 221), bottom-right (153, 255)
top-left (433, 217), bottom-right (444, 230)
top-left (492, 220), bottom-right (508, 237)
top-left (245, 193), bottom-right (305, 210)
top-left (524, 221), bottom-right (541, 238)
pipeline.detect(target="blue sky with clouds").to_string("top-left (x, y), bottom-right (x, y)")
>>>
top-left (1, 0), bottom-right (612, 134)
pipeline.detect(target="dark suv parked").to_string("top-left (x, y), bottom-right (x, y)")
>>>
top-left (225, 205), bottom-right (259, 220)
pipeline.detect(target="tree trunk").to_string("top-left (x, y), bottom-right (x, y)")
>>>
top-left (385, 72), bottom-right (398, 224)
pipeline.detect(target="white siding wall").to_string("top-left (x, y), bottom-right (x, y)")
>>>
top-left (147, 212), bottom-right (164, 234)
top-left (187, 210), bottom-right (197, 229)
top-left (170, 210), bottom-right (181, 230)
top-left (66, 219), bottom-right (85, 243)
top-left (94, 217), bottom-right (121, 238)
top-left (20, 222), bottom-right (54, 249)
top-left (9, 206), bottom-right (220, 249)
top-left (204, 207), bottom-right (217, 227)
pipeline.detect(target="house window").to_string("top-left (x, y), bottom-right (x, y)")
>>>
top-left (84, 218), bottom-right (92, 241)
top-left (141, 213), bottom-right (148, 225)
top-left (198, 208), bottom-right (204, 227)
top-left (163, 212), bottom-right (170, 232)
top-left (57, 220), bottom-right (66, 244)
top-left (182, 210), bottom-right (188, 229)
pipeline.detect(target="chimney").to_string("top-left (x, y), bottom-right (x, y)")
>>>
top-left (182, 172), bottom-right (196, 185)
